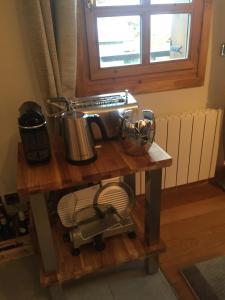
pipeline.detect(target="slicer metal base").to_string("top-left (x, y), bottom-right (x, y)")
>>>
top-left (70, 217), bottom-right (135, 251)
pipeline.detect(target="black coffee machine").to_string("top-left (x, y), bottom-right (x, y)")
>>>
top-left (18, 101), bottom-right (51, 164)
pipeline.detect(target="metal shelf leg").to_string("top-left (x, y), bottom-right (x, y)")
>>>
top-left (144, 169), bottom-right (162, 274)
top-left (49, 283), bottom-right (65, 300)
top-left (30, 192), bottom-right (58, 274)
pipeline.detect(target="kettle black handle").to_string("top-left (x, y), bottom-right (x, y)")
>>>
top-left (87, 115), bottom-right (108, 142)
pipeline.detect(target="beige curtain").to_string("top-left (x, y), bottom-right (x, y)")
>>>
top-left (22, 0), bottom-right (77, 100)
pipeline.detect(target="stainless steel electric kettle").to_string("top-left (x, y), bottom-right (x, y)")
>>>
top-left (62, 111), bottom-right (107, 164)
top-left (47, 97), bottom-right (107, 165)
top-left (120, 109), bottom-right (155, 156)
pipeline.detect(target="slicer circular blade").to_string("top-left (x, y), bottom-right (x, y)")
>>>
top-left (93, 182), bottom-right (135, 218)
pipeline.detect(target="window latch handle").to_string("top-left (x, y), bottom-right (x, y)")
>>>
top-left (221, 43), bottom-right (225, 57)
top-left (87, 0), bottom-right (94, 9)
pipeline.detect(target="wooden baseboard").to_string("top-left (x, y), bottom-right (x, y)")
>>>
top-left (137, 180), bottom-right (211, 197)
top-left (163, 180), bottom-right (210, 192)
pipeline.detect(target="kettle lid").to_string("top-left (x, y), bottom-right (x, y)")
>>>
top-left (123, 109), bottom-right (155, 123)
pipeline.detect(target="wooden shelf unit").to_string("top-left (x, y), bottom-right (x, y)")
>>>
top-left (17, 139), bottom-right (172, 197)
top-left (40, 198), bottom-right (165, 287)
top-left (17, 138), bottom-right (172, 299)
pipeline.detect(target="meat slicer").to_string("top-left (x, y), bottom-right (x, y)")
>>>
top-left (57, 181), bottom-right (136, 255)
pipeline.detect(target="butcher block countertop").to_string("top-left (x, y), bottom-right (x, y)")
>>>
top-left (17, 139), bottom-right (172, 197)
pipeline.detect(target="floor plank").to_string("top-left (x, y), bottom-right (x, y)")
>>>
top-left (160, 182), bottom-right (225, 300)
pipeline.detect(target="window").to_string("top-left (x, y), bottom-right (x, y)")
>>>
top-left (76, 0), bottom-right (212, 96)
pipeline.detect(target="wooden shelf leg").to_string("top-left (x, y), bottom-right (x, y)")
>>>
top-left (48, 283), bottom-right (65, 300)
top-left (30, 192), bottom-right (58, 274)
top-left (144, 169), bottom-right (162, 274)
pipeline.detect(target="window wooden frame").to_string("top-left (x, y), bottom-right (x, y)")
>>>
top-left (76, 0), bottom-right (212, 97)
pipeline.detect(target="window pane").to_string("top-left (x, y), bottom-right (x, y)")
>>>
top-left (97, 16), bottom-right (141, 68)
top-left (150, 14), bottom-right (191, 63)
top-left (151, 0), bottom-right (191, 3)
top-left (96, 0), bottom-right (140, 6)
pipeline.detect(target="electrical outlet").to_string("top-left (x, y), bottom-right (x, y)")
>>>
top-left (4, 193), bottom-right (20, 205)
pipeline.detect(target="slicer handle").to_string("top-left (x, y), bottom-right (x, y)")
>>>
top-left (94, 205), bottom-right (105, 219)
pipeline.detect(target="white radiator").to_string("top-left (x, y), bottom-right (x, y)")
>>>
top-left (135, 109), bottom-right (223, 195)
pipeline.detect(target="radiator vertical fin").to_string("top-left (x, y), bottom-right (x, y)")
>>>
top-left (188, 111), bottom-right (206, 183)
top-left (155, 118), bottom-right (168, 189)
top-left (135, 172), bottom-right (141, 196)
top-left (176, 114), bottom-right (193, 186)
top-left (141, 172), bottom-right (145, 195)
top-left (165, 116), bottom-right (181, 189)
top-left (209, 109), bottom-right (223, 178)
top-left (199, 110), bottom-right (218, 181)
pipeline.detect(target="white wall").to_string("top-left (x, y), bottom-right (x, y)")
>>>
top-left (0, 1), bottom-right (40, 194)
top-left (136, 83), bottom-right (209, 117)
top-left (0, 0), bottom-right (224, 195)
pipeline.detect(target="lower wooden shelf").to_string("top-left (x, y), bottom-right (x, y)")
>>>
top-left (40, 198), bottom-right (165, 287)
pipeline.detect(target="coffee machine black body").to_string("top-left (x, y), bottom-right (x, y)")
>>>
top-left (18, 101), bottom-right (51, 164)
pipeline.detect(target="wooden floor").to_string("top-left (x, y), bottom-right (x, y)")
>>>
top-left (160, 182), bottom-right (225, 300)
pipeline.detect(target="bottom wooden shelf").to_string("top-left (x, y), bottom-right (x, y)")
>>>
top-left (40, 198), bottom-right (165, 287)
